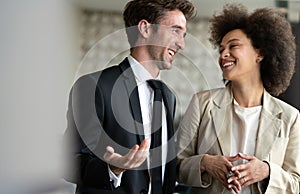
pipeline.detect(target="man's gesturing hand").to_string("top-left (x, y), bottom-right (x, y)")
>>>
top-left (103, 139), bottom-right (150, 175)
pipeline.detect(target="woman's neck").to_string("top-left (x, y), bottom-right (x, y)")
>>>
top-left (231, 81), bottom-right (264, 107)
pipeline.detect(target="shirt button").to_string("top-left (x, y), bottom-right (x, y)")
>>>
top-left (140, 189), bottom-right (147, 194)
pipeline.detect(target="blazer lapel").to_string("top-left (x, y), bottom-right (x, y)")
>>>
top-left (210, 86), bottom-right (282, 159)
top-left (255, 91), bottom-right (282, 160)
top-left (211, 86), bottom-right (233, 156)
top-left (119, 58), bottom-right (145, 143)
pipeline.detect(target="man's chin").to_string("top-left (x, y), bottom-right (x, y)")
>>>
top-left (160, 62), bottom-right (173, 70)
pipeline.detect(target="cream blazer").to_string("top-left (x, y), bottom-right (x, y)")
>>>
top-left (177, 85), bottom-right (300, 194)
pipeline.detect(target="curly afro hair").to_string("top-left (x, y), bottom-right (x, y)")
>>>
top-left (209, 3), bottom-right (296, 96)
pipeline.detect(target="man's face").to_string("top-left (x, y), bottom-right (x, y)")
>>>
top-left (147, 9), bottom-right (187, 70)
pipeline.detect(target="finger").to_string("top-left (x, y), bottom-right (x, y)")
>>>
top-left (134, 145), bottom-right (149, 164)
top-left (132, 139), bottom-right (150, 165)
top-left (139, 138), bottom-right (150, 151)
top-left (227, 175), bottom-right (236, 184)
top-left (230, 177), bottom-right (242, 191)
top-left (220, 172), bottom-right (231, 185)
top-left (134, 153), bottom-right (148, 167)
top-left (125, 144), bottom-right (139, 161)
top-left (223, 160), bottom-right (234, 171)
top-left (125, 141), bottom-right (150, 168)
top-left (228, 184), bottom-right (240, 194)
top-left (133, 140), bottom-right (150, 163)
top-left (242, 178), bottom-right (252, 188)
top-left (226, 154), bottom-right (240, 162)
top-left (227, 175), bottom-right (242, 191)
top-left (239, 177), bottom-right (246, 188)
top-left (106, 146), bottom-right (115, 154)
top-left (103, 146), bottom-right (115, 161)
top-left (231, 169), bottom-right (241, 179)
top-left (227, 176), bottom-right (241, 193)
top-left (238, 153), bottom-right (254, 160)
top-left (231, 163), bottom-right (247, 172)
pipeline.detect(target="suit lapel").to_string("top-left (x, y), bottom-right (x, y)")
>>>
top-left (119, 58), bottom-right (145, 143)
top-left (255, 91), bottom-right (282, 159)
top-left (211, 86), bottom-right (233, 156)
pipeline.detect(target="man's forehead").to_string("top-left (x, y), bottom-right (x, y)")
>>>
top-left (158, 10), bottom-right (187, 29)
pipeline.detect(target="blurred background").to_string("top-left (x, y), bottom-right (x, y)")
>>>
top-left (0, 0), bottom-right (299, 193)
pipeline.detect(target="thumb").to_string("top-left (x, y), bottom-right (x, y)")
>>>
top-left (238, 152), bottom-right (254, 160)
top-left (103, 146), bottom-right (114, 161)
top-left (227, 154), bottom-right (240, 162)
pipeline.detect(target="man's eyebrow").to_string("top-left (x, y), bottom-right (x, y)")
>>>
top-left (171, 25), bottom-right (183, 30)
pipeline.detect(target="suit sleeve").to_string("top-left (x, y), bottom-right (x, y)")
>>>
top-left (63, 74), bottom-right (114, 190)
top-left (176, 93), bottom-right (212, 188)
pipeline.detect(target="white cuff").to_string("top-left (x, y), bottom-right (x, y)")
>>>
top-left (108, 165), bottom-right (123, 188)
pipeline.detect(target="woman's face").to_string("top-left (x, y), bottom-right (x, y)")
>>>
top-left (218, 29), bottom-right (262, 82)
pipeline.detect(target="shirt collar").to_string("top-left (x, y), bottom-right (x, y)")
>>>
top-left (128, 55), bottom-right (161, 83)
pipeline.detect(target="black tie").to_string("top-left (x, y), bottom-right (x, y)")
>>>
top-left (147, 79), bottom-right (163, 194)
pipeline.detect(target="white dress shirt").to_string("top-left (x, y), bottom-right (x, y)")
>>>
top-left (225, 99), bottom-right (262, 194)
top-left (108, 55), bottom-right (168, 192)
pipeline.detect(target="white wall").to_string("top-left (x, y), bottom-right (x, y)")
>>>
top-left (0, 0), bottom-right (80, 193)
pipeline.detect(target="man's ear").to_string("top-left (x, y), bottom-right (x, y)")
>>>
top-left (138, 19), bottom-right (151, 39)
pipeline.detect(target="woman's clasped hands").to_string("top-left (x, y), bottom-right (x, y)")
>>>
top-left (201, 153), bottom-right (270, 194)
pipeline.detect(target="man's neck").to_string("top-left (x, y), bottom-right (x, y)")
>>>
top-left (130, 50), bottom-right (160, 78)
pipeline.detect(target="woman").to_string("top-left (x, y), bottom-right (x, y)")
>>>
top-left (176, 3), bottom-right (300, 194)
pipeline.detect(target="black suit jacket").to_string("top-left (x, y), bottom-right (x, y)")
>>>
top-left (64, 58), bottom-right (177, 194)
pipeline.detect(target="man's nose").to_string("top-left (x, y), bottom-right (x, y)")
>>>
top-left (177, 36), bottom-right (185, 50)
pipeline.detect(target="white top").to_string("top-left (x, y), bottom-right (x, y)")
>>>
top-left (108, 55), bottom-right (168, 193)
top-left (225, 99), bottom-right (262, 194)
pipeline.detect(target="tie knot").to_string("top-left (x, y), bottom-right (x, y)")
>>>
top-left (147, 79), bottom-right (164, 90)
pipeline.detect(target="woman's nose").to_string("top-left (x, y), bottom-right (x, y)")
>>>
top-left (221, 50), bottom-right (230, 58)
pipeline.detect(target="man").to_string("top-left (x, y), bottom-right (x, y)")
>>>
top-left (64, 0), bottom-right (195, 193)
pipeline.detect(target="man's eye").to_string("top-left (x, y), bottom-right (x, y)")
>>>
top-left (172, 28), bottom-right (178, 33)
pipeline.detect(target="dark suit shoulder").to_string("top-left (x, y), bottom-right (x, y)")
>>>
top-left (99, 65), bottom-right (123, 80)
top-left (73, 61), bottom-right (129, 91)
top-left (74, 65), bottom-right (120, 84)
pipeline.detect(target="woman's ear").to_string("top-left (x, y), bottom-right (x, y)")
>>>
top-left (255, 49), bottom-right (264, 63)
top-left (138, 19), bottom-right (151, 39)
top-left (256, 56), bottom-right (263, 63)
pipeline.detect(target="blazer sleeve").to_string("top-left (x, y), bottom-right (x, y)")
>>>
top-left (263, 110), bottom-right (300, 194)
top-left (176, 93), bottom-right (212, 188)
top-left (63, 73), bottom-right (113, 190)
